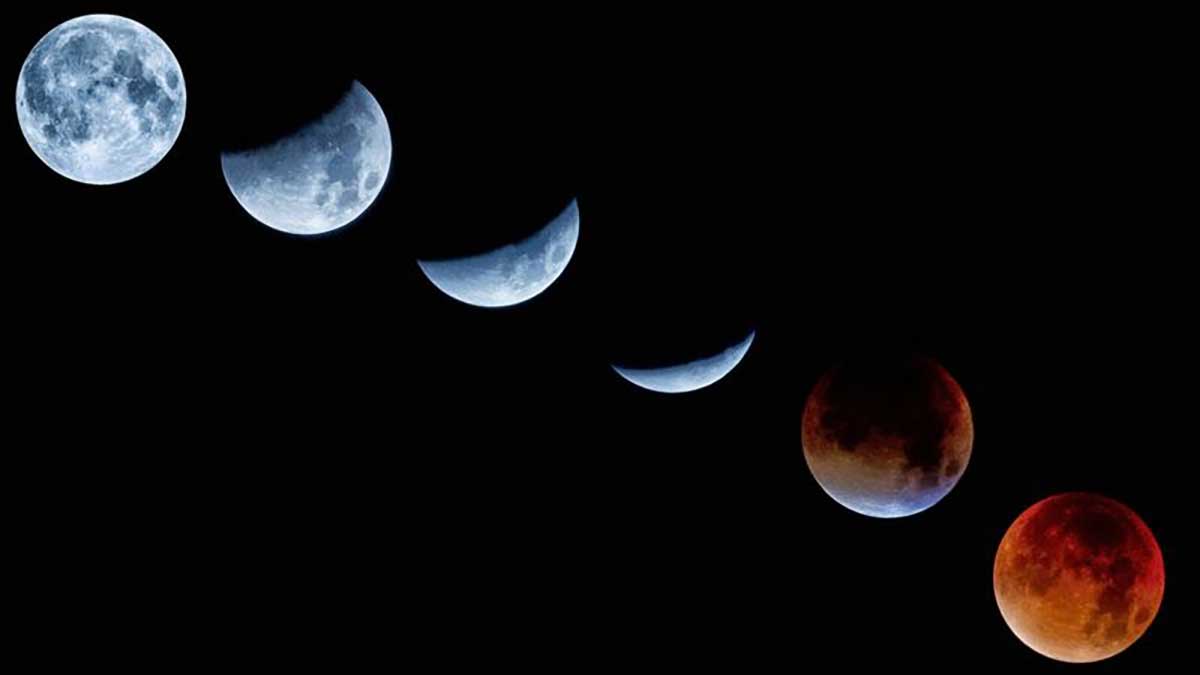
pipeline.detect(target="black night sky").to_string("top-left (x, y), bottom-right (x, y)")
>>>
top-left (6, 4), bottom-right (1188, 670)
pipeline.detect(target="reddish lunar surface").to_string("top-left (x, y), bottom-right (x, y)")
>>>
top-left (993, 493), bottom-right (1165, 662)
top-left (802, 356), bottom-right (972, 517)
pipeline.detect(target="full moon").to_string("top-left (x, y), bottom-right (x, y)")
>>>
top-left (994, 493), bottom-right (1165, 663)
top-left (16, 14), bottom-right (186, 184)
top-left (801, 356), bottom-right (973, 518)
top-left (221, 81), bottom-right (391, 236)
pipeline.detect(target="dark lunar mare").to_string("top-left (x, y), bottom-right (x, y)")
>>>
top-left (1015, 494), bottom-right (1158, 644)
top-left (21, 21), bottom-right (181, 152)
top-left (816, 356), bottom-right (964, 477)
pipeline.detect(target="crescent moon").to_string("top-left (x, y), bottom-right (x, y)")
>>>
top-left (613, 330), bottom-right (756, 394)
top-left (220, 81), bottom-right (391, 236)
top-left (417, 200), bottom-right (580, 308)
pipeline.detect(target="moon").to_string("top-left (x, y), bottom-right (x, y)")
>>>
top-left (221, 81), bottom-right (391, 236)
top-left (994, 493), bottom-right (1165, 663)
top-left (417, 200), bottom-right (580, 307)
top-left (16, 14), bottom-right (186, 184)
top-left (801, 356), bottom-right (973, 518)
top-left (613, 331), bottom-right (755, 394)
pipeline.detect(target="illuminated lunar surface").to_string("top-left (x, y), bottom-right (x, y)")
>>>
top-left (16, 14), bottom-right (186, 184)
top-left (801, 356), bottom-right (973, 518)
top-left (221, 81), bottom-right (391, 236)
top-left (993, 493), bottom-right (1165, 663)
top-left (613, 330), bottom-right (755, 394)
top-left (418, 200), bottom-right (580, 308)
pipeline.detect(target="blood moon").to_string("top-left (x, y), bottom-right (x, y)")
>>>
top-left (994, 493), bottom-right (1165, 663)
top-left (801, 356), bottom-right (973, 518)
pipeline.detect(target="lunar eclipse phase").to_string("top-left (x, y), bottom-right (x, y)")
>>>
top-left (994, 493), bottom-right (1165, 663)
top-left (612, 330), bottom-right (755, 394)
top-left (417, 199), bottom-right (580, 308)
top-left (802, 356), bottom-right (973, 518)
top-left (221, 81), bottom-right (391, 236)
top-left (7, 8), bottom-right (1178, 670)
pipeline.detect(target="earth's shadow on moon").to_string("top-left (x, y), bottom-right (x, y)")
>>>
top-left (219, 80), bottom-right (392, 239)
top-left (586, 188), bottom-right (760, 373)
top-left (206, 14), bottom-right (358, 155)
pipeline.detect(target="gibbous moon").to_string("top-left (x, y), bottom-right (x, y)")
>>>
top-left (418, 200), bottom-right (580, 308)
top-left (221, 81), bottom-right (392, 236)
top-left (613, 331), bottom-right (755, 394)
top-left (802, 356), bottom-right (973, 518)
top-left (16, 14), bottom-right (186, 184)
top-left (994, 493), bottom-right (1165, 663)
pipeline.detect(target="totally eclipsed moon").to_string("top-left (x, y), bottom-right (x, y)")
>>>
top-left (16, 14), bottom-right (186, 184)
top-left (994, 493), bottom-right (1165, 663)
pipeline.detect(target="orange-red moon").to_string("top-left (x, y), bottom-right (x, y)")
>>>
top-left (993, 493), bottom-right (1165, 663)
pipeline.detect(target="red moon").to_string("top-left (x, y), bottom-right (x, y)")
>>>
top-left (993, 493), bottom-right (1165, 663)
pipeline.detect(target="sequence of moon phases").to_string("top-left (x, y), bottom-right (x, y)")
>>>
top-left (418, 200), bottom-right (581, 308)
top-left (16, 14), bottom-right (186, 184)
top-left (613, 330), bottom-right (755, 394)
top-left (221, 81), bottom-right (392, 236)
top-left (802, 356), bottom-right (972, 518)
top-left (994, 493), bottom-right (1165, 663)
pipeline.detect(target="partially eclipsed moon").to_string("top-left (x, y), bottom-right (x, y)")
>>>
top-left (802, 356), bottom-right (973, 518)
top-left (994, 493), bottom-right (1165, 663)
top-left (221, 81), bottom-right (391, 236)
top-left (613, 331), bottom-right (755, 394)
top-left (417, 200), bottom-right (580, 308)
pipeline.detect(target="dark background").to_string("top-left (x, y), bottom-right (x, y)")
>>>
top-left (6, 4), bottom-right (1188, 670)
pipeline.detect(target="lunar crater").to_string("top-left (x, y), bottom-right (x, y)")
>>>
top-left (221, 81), bottom-right (391, 236)
top-left (16, 14), bottom-right (186, 184)
top-left (994, 493), bottom-right (1164, 663)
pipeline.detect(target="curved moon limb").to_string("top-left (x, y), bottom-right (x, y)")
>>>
top-left (16, 14), bottom-right (187, 184)
top-left (993, 493), bottom-right (1165, 663)
top-left (801, 356), bottom-right (973, 518)
top-left (613, 331), bottom-right (755, 394)
top-left (221, 81), bottom-right (392, 236)
top-left (417, 200), bottom-right (581, 308)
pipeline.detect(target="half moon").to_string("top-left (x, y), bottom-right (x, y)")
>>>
top-left (417, 200), bottom-right (580, 308)
top-left (613, 331), bottom-right (756, 394)
top-left (220, 81), bottom-right (391, 236)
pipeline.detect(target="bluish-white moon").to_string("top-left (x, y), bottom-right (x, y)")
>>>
top-left (221, 81), bottom-right (392, 236)
top-left (613, 330), bottom-right (756, 394)
top-left (16, 14), bottom-right (186, 184)
top-left (417, 200), bottom-right (580, 308)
